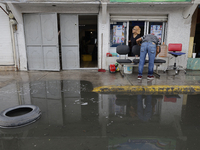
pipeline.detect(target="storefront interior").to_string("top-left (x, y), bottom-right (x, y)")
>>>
top-left (194, 5), bottom-right (200, 58)
top-left (128, 21), bottom-right (145, 56)
top-left (79, 15), bottom-right (98, 68)
top-left (110, 19), bottom-right (167, 57)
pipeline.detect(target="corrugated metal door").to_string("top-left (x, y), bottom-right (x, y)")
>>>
top-left (0, 3), bottom-right (14, 65)
top-left (24, 13), bottom-right (60, 71)
top-left (60, 14), bottom-right (79, 69)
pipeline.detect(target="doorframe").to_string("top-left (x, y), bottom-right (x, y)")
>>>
top-left (78, 14), bottom-right (99, 69)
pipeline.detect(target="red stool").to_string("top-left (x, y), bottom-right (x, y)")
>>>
top-left (164, 43), bottom-right (186, 75)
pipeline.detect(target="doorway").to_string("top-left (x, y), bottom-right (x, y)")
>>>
top-left (128, 21), bottom-right (145, 56)
top-left (79, 15), bottom-right (98, 68)
top-left (24, 13), bottom-right (98, 71)
top-left (128, 21), bottom-right (166, 57)
top-left (194, 6), bottom-right (200, 58)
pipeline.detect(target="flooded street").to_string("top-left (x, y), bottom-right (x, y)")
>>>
top-left (0, 80), bottom-right (200, 150)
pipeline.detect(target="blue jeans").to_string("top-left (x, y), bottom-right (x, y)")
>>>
top-left (138, 42), bottom-right (156, 76)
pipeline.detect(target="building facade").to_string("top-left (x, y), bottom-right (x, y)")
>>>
top-left (0, 0), bottom-right (199, 71)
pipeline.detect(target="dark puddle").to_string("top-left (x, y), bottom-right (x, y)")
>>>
top-left (0, 80), bottom-right (199, 150)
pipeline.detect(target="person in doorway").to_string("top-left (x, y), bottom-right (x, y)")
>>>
top-left (128, 26), bottom-right (141, 56)
top-left (136, 34), bottom-right (160, 80)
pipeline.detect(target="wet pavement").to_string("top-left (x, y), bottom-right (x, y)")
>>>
top-left (0, 77), bottom-right (200, 149)
top-left (0, 70), bottom-right (200, 88)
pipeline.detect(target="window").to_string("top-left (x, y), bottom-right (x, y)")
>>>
top-left (109, 19), bottom-right (167, 55)
top-left (148, 22), bottom-right (166, 44)
top-left (110, 22), bottom-right (127, 47)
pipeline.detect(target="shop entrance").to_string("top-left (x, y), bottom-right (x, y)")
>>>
top-left (128, 21), bottom-right (165, 56)
top-left (24, 13), bottom-right (98, 71)
top-left (128, 21), bottom-right (145, 56)
top-left (109, 17), bottom-right (167, 57)
top-left (79, 15), bottom-right (98, 68)
top-left (194, 6), bottom-right (200, 58)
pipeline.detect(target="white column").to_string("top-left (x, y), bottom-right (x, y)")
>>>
top-left (7, 3), bottom-right (28, 71)
top-left (98, 5), bottom-right (110, 69)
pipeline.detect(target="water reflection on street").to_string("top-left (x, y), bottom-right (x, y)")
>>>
top-left (0, 80), bottom-right (200, 150)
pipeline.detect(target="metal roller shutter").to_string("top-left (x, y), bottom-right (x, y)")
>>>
top-left (0, 3), bottom-right (14, 65)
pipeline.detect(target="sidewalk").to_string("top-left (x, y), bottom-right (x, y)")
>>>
top-left (0, 69), bottom-right (200, 94)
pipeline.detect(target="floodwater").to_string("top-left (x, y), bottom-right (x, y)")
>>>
top-left (0, 80), bottom-right (200, 150)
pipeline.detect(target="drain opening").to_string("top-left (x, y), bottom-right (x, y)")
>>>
top-left (6, 108), bottom-right (33, 117)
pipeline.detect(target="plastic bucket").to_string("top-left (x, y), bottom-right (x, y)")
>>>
top-left (124, 65), bottom-right (133, 74)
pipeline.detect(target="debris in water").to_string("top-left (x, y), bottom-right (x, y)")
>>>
top-left (81, 102), bottom-right (88, 106)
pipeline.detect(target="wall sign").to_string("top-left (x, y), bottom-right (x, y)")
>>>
top-left (113, 25), bottom-right (125, 44)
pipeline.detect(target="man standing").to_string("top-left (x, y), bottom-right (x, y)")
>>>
top-left (136, 34), bottom-right (160, 80)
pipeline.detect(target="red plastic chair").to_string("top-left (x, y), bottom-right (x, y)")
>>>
top-left (164, 43), bottom-right (186, 75)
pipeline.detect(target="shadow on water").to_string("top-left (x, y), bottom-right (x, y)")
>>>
top-left (0, 80), bottom-right (200, 149)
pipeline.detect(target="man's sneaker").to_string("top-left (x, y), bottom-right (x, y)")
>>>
top-left (138, 75), bottom-right (142, 80)
top-left (147, 75), bottom-right (154, 80)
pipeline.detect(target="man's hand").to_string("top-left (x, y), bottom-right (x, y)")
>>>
top-left (156, 46), bottom-right (161, 57)
top-left (136, 38), bottom-right (142, 46)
